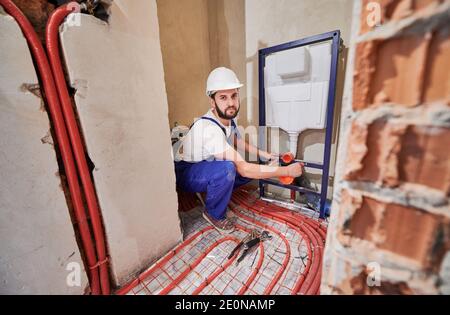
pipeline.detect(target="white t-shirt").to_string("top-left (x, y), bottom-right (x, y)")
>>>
top-left (174, 110), bottom-right (239, 162)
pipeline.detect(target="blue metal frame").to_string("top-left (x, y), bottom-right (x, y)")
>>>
top-left (258, 30), bottom-right (341, 219)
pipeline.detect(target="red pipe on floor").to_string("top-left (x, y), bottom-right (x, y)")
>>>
top-left (117, 190), bottom-right (325, 295)
top-left (233, 224), bottom-right (265, 295)
top-left (116, 226), bottom-right (215, 295)
top-left (190, 224), bottom-right (265, 295)
top-left (118, 224), bottom-right (266, 295)
top-left (145, 224), bottom-right (260, 295)
top-left (231, 194), bottom-right (316, 294)
top-left (159, 236), bottom-right (241, 295)
top-left (232, 196), bottom-right (314, 294)
top-left (229, 204), bottom-right (292, 295)
top-left (231, 190), bottom-right (325, 294)
top-left (46, 2), bottom-right (110, 295)
top-left (0, 0), bottom-right (101, 294)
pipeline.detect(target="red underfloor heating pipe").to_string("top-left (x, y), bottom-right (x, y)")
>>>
top-left (232, 196), bottom-right (320, 294)
top-left (231, 190), bottom-right (325, 294)
top-left (117, 189), bottom-right (326, 295)
top-left (46, 2), bottom-right (110, 295)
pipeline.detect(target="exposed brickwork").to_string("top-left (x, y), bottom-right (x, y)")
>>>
top-left (350, 270), bottom-right (414, 294)
top-left (343, 119), bottom-right (370, 178)
top-left (344, 118), bottom-right (450, 193)
top-left (345, 119), bottom-right (404, 186)
top-left (370, 35), bottom-right (430, 106)
top-left (338, 188), bottom-right (449, 262)
top-left (360, 0), bottom-right (397, 35)
top-left (423, 31), bottom-right (450, 102)
top-left (342, 191), bottom-right (447, 265)
top-left (352, 32), bottom-right (450, 110)
top-left (346, 192), bottom-right (379, 242)
top-left (352, 41), bottom-right (378, 110)
top-left (398, 125), bottom-right (450, 194)
top-left (322, 0), bottom-right (450, 294)
top-left (378, 202), bottom-right (447, 265)
top-left (360, 0), bottom-right (443, 35)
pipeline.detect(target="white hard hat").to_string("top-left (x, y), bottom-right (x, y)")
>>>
top-left (206, 67), bottom-right (243, 97)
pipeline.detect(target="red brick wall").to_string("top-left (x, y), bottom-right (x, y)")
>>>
top-left (322, 0), bottom-right (450, 294)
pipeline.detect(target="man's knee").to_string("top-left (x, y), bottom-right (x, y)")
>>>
top-left (212, 161), bottom-right (236, 181)
top-left (223, 161), bottom-right (236, 180)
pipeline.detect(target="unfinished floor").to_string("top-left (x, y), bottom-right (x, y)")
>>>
top-left (116, 187), bottom-right (327, 295)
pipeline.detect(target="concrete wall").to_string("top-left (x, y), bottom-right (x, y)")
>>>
top-left (59, 0), bottom-right (183, 287)
top-left (321, 0), bottom-right (450, 294)
top-left (0, 6), bottom-right (87, 294)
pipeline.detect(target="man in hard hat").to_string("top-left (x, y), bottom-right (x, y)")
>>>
top-left (174, 67), bottom-right (303, 233)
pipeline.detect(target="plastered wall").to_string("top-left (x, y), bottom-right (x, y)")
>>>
top-left (0, 6), bottom-right (87, 294)
top-left (157, 0), bottom-right (212, 129)
top-left (157, 0), bottom-right (246, 130)
top-left (59, 0), bottom-right (183, 287)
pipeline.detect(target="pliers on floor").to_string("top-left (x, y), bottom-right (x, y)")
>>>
top-left (227, 230), bottom-right (257, 260)
top-left (228, 230), bottom-right (272, 265)
top-left (236, 237), bottom-right (261, 264)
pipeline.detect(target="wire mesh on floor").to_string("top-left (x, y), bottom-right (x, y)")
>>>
top-left (116, 187), bottom-right (327, 295)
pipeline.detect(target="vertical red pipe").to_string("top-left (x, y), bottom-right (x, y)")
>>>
top-left (46, 3), bottom-right (110, 295)
top-left (279, 152), bottom-right (295, 185)
top-left (0, 0), bottom-right (101, 294)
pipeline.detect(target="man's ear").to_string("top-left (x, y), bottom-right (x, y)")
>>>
top-left (209, 97), bottom-right (215, 111)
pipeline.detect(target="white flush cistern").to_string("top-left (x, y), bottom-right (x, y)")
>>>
top-left (264, 41), bottom-right (332, 157)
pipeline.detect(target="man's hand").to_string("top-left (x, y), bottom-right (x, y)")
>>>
top-left (259, 151), bottom-right (280, 164)
top-left (216, 146), bottom-right (302, 180)
top-left (267, 153), bottom-right (280, 166)
top-left (268, 152), bottom-right (281, 161)
top-left (285, 162), bottom-right (303, 178)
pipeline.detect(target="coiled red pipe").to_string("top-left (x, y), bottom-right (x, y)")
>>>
top-left (231, 190), bottom-right (325, 294)
top-left (46, 2), bottom-right (110, 295)
top-left (230, 195), bottom-right (312, 293)
top-left (232, 202), bottom-right (314, 294)
top-left (116, 189), bottom-right (325, 295)
top-left (228, 205), bottom-right (292, 295)
top-left (159, 236), bottom-right (241, 295)
top-left (0, 0), bottom-right (101, 294)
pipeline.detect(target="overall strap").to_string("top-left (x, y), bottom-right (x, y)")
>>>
top-left (189, 116), bottom-right (240, 138)
top-left (230, 119), bottom-right (240, 139)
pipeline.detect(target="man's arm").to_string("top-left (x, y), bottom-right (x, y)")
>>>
top-left (214, 146), bottom-right (302, 179)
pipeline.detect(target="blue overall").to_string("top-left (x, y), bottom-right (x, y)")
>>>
top-left (174, 117), bottom-right (252, 220)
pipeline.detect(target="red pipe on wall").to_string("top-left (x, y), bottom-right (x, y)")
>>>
top-left (46, 2), bottom-right (110, 295)
top-left (0, 0), bottom-right (102, 294)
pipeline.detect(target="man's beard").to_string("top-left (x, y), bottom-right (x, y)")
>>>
top-left (214, 102), bottom-right (240, 120)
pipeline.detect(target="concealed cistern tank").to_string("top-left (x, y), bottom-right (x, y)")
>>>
top-left (265, 41), bottom-right (332, 156)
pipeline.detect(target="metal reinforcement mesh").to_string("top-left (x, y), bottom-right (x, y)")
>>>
top-left (117, 187), bottom-right (327, 295)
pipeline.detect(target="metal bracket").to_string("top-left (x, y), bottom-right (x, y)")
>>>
top-left (258, 30), bottom-right (341, 219)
